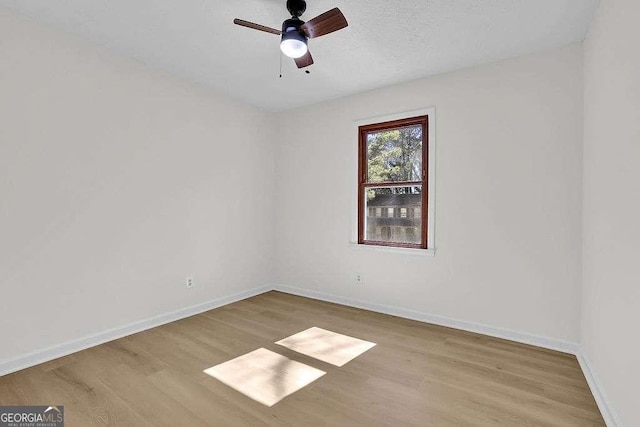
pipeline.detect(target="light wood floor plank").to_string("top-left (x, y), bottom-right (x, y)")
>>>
top-left (0, 291), bottom-right (604, 426)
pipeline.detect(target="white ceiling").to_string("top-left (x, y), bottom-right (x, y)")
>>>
top-left (0, 0), bottom-right (599, 111)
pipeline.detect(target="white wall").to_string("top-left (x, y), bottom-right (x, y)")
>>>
top-left (0, 8), bottom-right (275, 362)
top-left (274, 44), bottom-right (584, 345)
top-left (582, 1), bottom-right (640, 425)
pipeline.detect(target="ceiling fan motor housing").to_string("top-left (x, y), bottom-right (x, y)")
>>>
top-left (282, 18), bottom-right (307, 40)
top-left (286, 0), bottom-right (307, 17)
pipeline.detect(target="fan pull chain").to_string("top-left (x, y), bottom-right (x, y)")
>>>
top-left (279, 52), bottom-right (283, 78)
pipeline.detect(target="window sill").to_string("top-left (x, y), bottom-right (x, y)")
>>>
top-left (349, 242), bottom-right (435, 257)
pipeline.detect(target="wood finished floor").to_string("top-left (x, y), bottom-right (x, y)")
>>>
top-left (0, 291), bottom-right (604, 426)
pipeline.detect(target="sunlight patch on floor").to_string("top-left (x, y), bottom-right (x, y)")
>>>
top-left (276, 327), bottom-right (376, 367)
top-left (203, 348), bottom-right (325, 407)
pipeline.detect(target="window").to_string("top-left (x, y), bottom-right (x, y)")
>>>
top-left (358, 115), bottom-right (428, 249)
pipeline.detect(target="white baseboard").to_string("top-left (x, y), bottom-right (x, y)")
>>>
top-left (0, 285), bottom-right (271, 377)
top-left (576, 351), bottom-right (622, 427)
top-left (272, 284), bottom-right (579, 354)
top-left (1, 283), bottom-right (577, 377)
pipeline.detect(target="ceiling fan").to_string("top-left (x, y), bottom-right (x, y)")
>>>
top-left (233, 0), bottom-right (348, 69)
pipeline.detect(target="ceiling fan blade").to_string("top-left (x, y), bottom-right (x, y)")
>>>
top-left (233, 18), bottom-right (282, 35)
top-left (294, 51), bottom-right (314, 69)
top-left (300, 8), bottom-right (348, 39)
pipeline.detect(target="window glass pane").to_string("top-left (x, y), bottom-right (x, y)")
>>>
top-left (366, 124), bottom-right (422, 183)
top-left (364, 186), bottom-right (422, 245)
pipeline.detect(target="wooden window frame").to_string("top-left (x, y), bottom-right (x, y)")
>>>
top-left (358, 115), bottom-right (429, 249)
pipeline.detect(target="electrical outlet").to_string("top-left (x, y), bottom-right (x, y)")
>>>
top-left (186, 277), bottom-right (194, 289)
top-left (355, 273), bottom-right (363, 285)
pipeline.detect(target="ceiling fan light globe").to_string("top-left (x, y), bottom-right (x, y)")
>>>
top-left (280, 39), bottom-right (308, 58)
